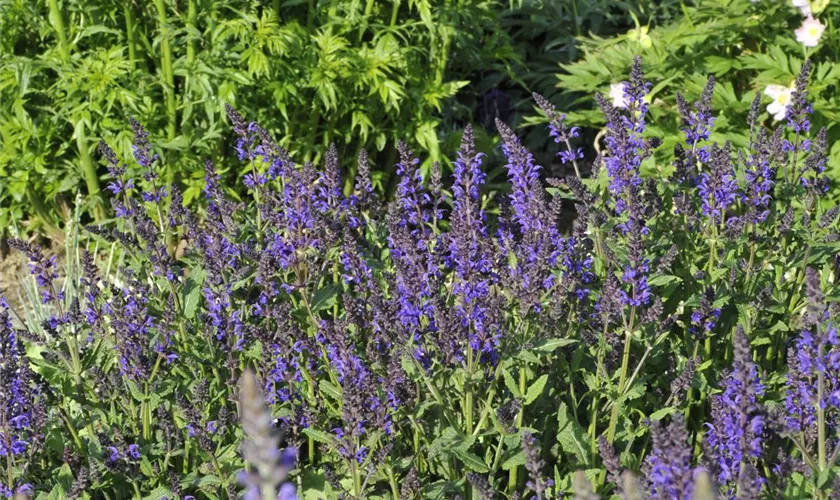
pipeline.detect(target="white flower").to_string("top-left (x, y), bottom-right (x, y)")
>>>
top-left (795, 16), bottom-right (825, 47)
top-left (764, 84), bottom-right (795, 121)
top-left (609, 83), bottom-right (628, 108)
top-left (791, 0), bottom-right (811, 16)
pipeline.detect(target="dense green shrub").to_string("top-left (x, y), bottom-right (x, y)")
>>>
top-left (3, 57), bottom-right (840, 498)
top-left (0, 0), bottom-right (522, 233)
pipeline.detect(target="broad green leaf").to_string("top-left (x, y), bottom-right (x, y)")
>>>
top-left (533, 338), bottom-right (578, 352)
top-left (556, 402), bottom-right (588, 463)
top-left (525, 374), bottom-right (549, 406)
top-left (501, 450), bottom-right (526, 470)
top-left (310, 285), bottom-right (339, 313)
top-left (181, 267), bottom-right (206, 319)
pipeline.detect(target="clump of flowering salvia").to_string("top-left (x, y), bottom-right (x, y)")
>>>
top-left (704, 327), bottom-right (765, 496)
top-left (2, 56), bottom-right (840, 499)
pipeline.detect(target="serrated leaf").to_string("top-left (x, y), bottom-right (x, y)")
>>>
top-left (197, 475), bottom-right (222, 487)
top-left (525, 374), bottom-right (549, 406)
top-left (502, 450), bottom-right (526, 470)
top-left (303, 428), bottom-right (336, 446)
top-left (556, 402), bottom-right (588, 463)
top-left (429, 427), bottom-right (475, 459)
top-left (503, 369), bottom-right (521, 398)
top-left (56, 463), bottom-right (74, 492)
top-left (319, 380), bottom-right (342, 401)
top-left (516, 349), bottom-right (541, 364)
top-left (142, 486), bottom-right (175, 500)
top-left (139, 456), bottom-right (155, 477)
top-left (452, 448), bottom-right (489, 473)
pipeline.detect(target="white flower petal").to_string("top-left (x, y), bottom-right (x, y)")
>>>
top-left (764, 85), bottom-right (784, 98)
top-left (795, 16), bottom-right (825, 47)
top-left (609, 83), bottom-right (628, 109)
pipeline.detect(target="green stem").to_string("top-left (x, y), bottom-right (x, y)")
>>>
top-left (589, 393), bottom-right (599, 456)
top-left (77, 121), bottom-right (106, 220)
top-left (490, 433), bottom-right (505, 472)
top-left (817, 323), bottom-right (827, 471)
top-left (153, 0), bottom-right (177, 141)
top-left (186, 0), bottom-right (197, 64)
top-left (357, 0), bottom-right (376, 42)
top-left (352, 459), bottom-right (362, 498)
top-left (47, 0), bottom-right (69, 60)
top-left (387, 466), bottom-right (399, 500)
top-left (142, 355), bottom-right (164, 440)
top-left (4, 415), bottom-right (16, 489)
top-left (389, 0), bottom-right (401, 27)
top-left (693, 337), bottom-right (712, 457)
top-left (471, 367), bottom-right (501, 436)
top-left (433, 0), bottom-right (452, 86)
top-left (607, 322), bottom-right (634, 444)
top-left (464, 346), bottom-right (474, 435)
top-left (124, 3), bottom-right (137, 70)
top-left (58, 404), bottom-right (85, 453)
top-left (508, 367), bottom-right (527, 493)
top-left (308, 379), bottom-right (316, 464)
top-left (464, 355), bottom-right (474, 500)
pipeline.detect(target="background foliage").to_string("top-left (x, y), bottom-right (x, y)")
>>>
top-left (2, 0), bottom-right (720, 235)
top-left (545, 0), bottom-right (840, 201)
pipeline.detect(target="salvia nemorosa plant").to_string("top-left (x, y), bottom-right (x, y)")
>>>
top-left (2, 57), bottom-right (840, 499)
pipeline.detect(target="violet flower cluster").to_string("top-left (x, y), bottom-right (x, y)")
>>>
top-left (704, 327), bottom-right (765, 496)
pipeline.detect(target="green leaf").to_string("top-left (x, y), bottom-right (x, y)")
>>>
top-left (429, 427), bottom-right (475, 459)
top-left (143, 486), bottom-right (175, 500)
top-left (181, 267), bottom-right (206, 319)
top-left (533, 338), bottom-right (578, 353)
top-left (516, 349), bottom-right (541, 364)
top-left (301, 469), bottom-right (328, 500)
top-left (648, 407), bottom-right (677, 421)
top-left (310, 285), bottom-right (339, 313)
top-left (556, 402), bottom-right (588, 463)
top-left (452, 448), bottom-right (489, 473)
top-left (56, 463), bottom-right (74, 492)
top-left (140, 456), bottom-right (156, 477)
top-left (501, 450), bottom-right (526, 470)
top-left (303, 428), bottom-right (336, 446)
top-left (319, 380), bottom-right (343, 401)
top-left (525, 374), bottom-right (549, 406)
top-left (503, 369), bottom-right (521, 398)
top-left (648, 275), bottom-right (681, 287)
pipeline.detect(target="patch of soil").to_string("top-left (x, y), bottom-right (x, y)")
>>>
top-left (1, 236), bottom-right (66, 325)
